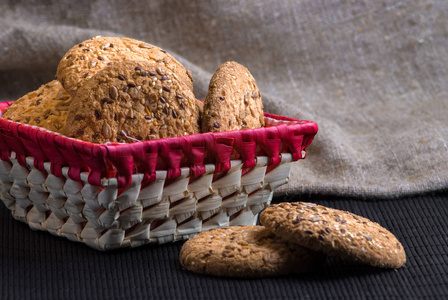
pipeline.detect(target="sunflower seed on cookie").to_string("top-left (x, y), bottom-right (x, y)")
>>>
top-left (201, 61), bottom-right (264, 133)
top-left (260, 202), bottom-right (406, 269)
top-left (2, 80), bottom-right (71, 133)
top-left (179, 225), bottom-right (321, 278)
top-left (57, 36), bottom-right (193, 96)
top-left (64, 60), bottom-right (200, 143)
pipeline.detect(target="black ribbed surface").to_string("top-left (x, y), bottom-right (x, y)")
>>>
top-left (1, 191), bottom-right (448, 299)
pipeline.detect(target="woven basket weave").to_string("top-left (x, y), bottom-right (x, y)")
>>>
top-left (0, 103), bottom-right (317, 250)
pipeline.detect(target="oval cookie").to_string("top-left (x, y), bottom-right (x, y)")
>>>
top-left (2, 80), bottom-right (71, 133)
top-left (64, 60), bottom-right (200, 143)
top-left (260, 202), bottom-right (406, 269)
top-left (201, 61), bottom-right (264, 133)
top-left (179, 225), bottom-right (320, 278)
top-left (57, 36), bottom-right (193, 96)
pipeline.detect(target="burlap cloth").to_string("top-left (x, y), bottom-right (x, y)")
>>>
top-left (0, 0), bottom-right (446, 198)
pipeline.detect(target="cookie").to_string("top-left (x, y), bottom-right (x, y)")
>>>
top-left (64, 60), bottom-right (200, 143)
top-left (179, 225), bottom-right (320, 278)
top-left (260, 202), bottom-right (406, 269)
top-left (57, 36), bottom-right (193, 96)
top-left (2, 80), bottom-right (71, 133)
top-left (201, 61), bottom-right (264, 133)
top-left (195, 99), bottom-right (204, 128)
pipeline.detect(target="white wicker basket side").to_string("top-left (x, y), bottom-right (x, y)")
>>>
top-left (0, 150), bottom-right (294, 250)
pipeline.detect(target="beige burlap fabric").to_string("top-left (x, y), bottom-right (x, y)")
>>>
top-left (0, 0), bottom-right (447, 198)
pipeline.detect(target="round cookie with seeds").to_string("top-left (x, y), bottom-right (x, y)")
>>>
top-left (2, 80), bottom-right (71, 133)
top-left (201, 61), bottom-right (264, 133)
top-left (64, 60), bottom-right (200, 143)
top-left (57, 36), bottom-right (194, 96)
top-left (260, 202), bottom-right (406, 269)
top-left (179, 225), bottom-right (320, 278)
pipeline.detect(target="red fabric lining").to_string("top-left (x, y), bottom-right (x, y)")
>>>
top-left (1, 120), bottom-right (28, 166)
top-left (0, 102), bottom-right (14, 116)
top-left (0, 108), bottom-right (318, 188)
top-left (184, 135), bottom-right (207, 178)
top-left (233, 130), bottom-right (257, 168)
top-left (43, 133), bottom-right (71, 178)
top-left (17, 126), bottom-right (47, 170)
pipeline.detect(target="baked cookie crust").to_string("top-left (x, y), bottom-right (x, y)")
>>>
top-left (64, 61), bottom-right (200, 143)
top-left (201, 61), bottom-right (264, 133)
top-left (179, 225), bottom-right (320, 278)
top-left (260, 202), bottom-right (406, 269)
top-left (57, 36), bottom-right (193, 96)
top-left (2, 80), bottom-right (71, 133)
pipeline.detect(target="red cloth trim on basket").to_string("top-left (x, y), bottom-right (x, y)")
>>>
top-left (0, 119), bottom-right (28, 166)
top-left (52, 135), bottom-right (87, 181)
top-left (182, 135), bottom-right (207, 178)
top-left (0, 102), bottom-right (13, 116)
top-left (158, 138), bottom-right (184, 179)
top-left (40, 131), bottom-right (70, 178)
top-left (213, 136), bottom-right (235, 173)
top-left (232, 130), bottom-right (257, 169)
top-left (0, 104), bottom-right (318, 188)
top-left (17, 125), bottom-right (47, 170)
top-left (0, 120), bottom-right (12, 162)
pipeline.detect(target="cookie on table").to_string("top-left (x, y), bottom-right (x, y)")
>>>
top-left (64, 60), bottom-right (200, 143)
top-left (201, 61), bottom-right (264, 133)
top-left (179, 225), bottom-right (320, 278)
top-left (2, 80), bottom-right (71, 133)
top-left (260, 202), bottom-right (406, 269)
top-left (57, 36), bottom-right (194, 96)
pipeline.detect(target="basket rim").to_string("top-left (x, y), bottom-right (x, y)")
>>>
top-left (0, 109), bottom-right (318, 188)
top-left (0, 110), bottom-right (316, 144)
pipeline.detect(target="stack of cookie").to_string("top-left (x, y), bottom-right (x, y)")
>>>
top-left (2, 36), bottom-right (265, 143)
top-left (179, 202), bottom-right (406, 278)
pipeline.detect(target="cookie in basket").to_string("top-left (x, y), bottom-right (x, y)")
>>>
top-left (260, 202), bottom-right (406, 269)
top-left (179, 225), bottom-right (320, 278)
top-left (201, 61), bottom-right (264, 133)
top-left (57, 36), bottom-right (194, 96)
top-left (64, 60), bottom-right (200, 143)
top-left (2, 80), bottom-right (71, 133)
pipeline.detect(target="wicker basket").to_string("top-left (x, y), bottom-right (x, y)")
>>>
top-left (0, 102), bottom-right (318, 250)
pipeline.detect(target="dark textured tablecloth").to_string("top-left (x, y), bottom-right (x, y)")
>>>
top-left (1, 191), bottom-right (447, 299)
